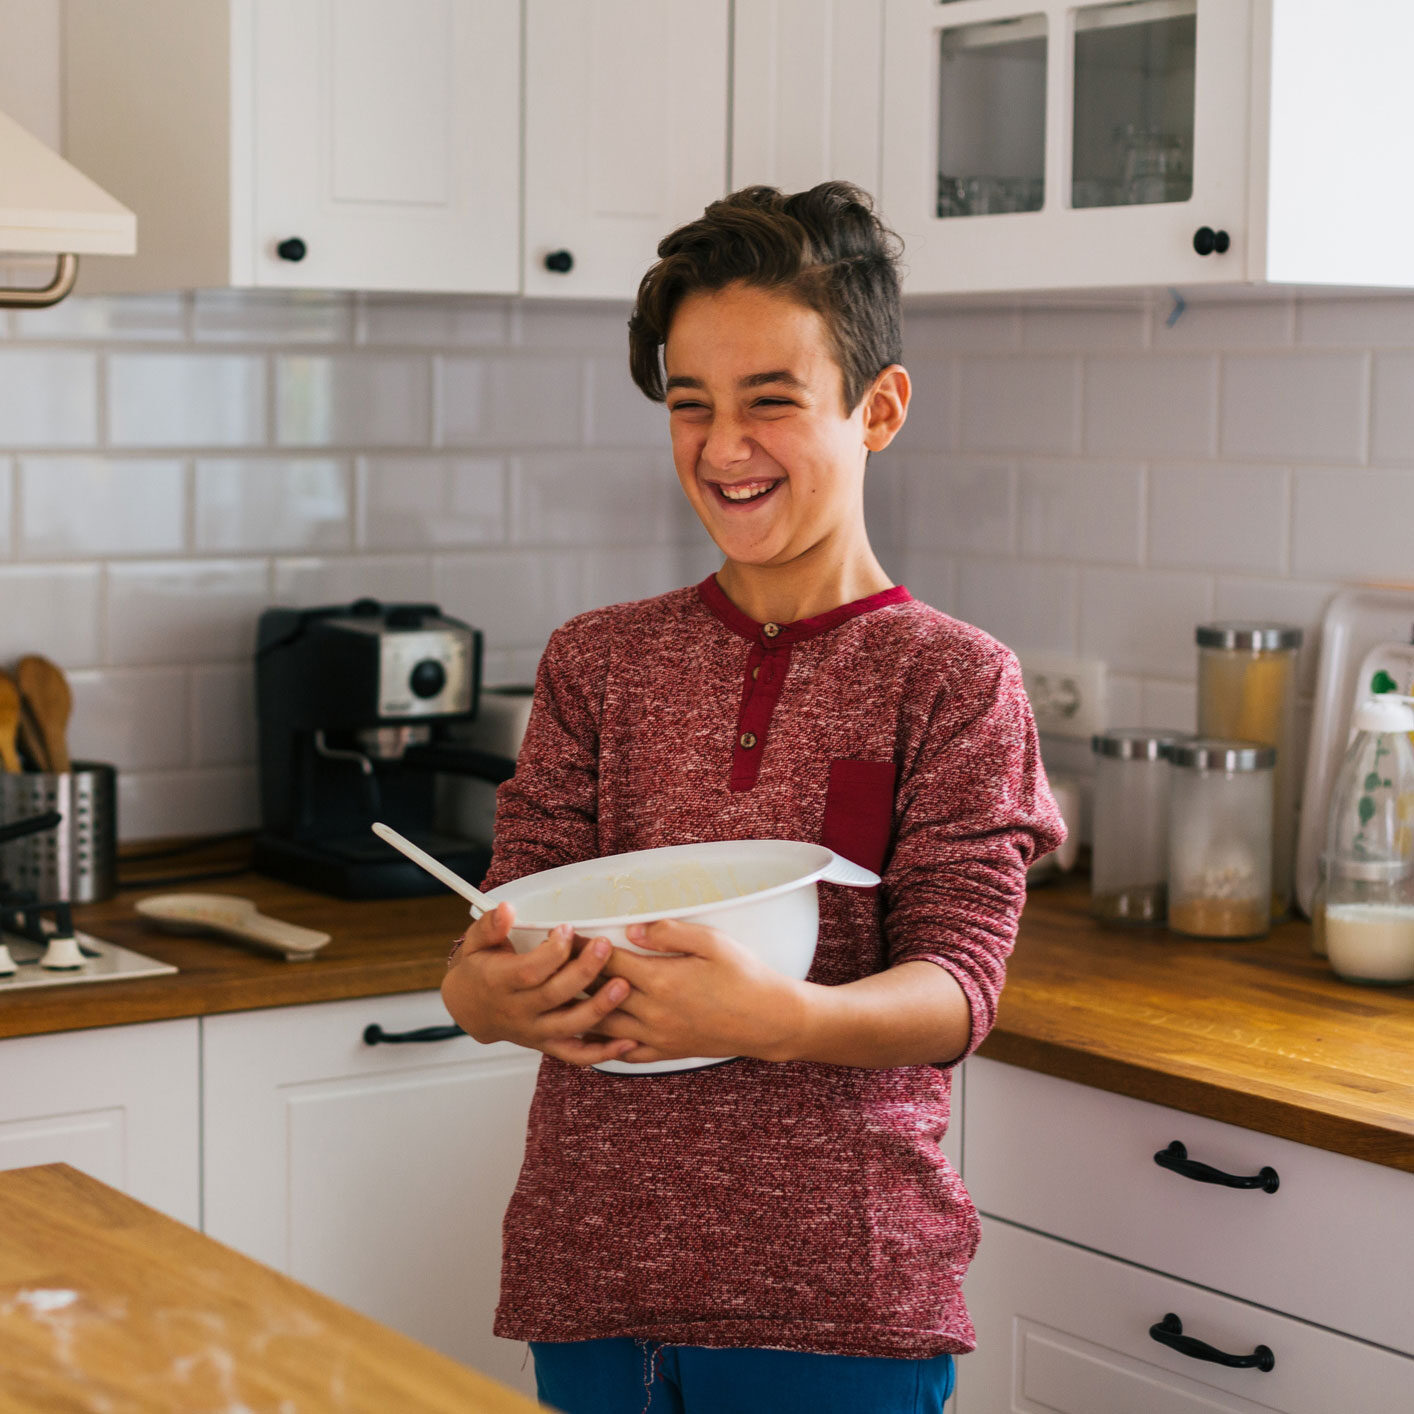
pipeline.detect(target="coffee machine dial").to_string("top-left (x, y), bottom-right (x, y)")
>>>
top-left (378, 630), bottom-right (472, 718)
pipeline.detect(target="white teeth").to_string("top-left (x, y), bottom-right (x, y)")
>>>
top-left (720, 481), bottom-right (776, 502)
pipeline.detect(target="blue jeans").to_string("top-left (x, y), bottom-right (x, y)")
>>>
top-left (529, 1338), bottom-right (956, 1414)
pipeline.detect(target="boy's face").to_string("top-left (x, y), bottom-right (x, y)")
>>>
top-left (662, 282), bottom-right (895, 575)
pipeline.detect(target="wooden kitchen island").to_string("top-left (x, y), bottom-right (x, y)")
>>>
top-left (2, 867), bottom-right (1411, 1172)
top-left (0, 1163), bottom-right (545, 1413)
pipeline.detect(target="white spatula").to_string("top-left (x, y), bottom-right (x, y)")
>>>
top-left (371, 822), bottom-right (496, 917)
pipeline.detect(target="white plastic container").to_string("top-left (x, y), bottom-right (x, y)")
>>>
top-left (482, 839), bottom-right (880, 1074)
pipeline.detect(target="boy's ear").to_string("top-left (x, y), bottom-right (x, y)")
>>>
top-left (861, 365), bottom-right (910, 453)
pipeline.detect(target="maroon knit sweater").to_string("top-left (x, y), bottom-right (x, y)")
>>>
top-left (483, 577), bottom-right (1064, 1358)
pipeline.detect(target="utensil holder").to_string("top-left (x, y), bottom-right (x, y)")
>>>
top-left (0, 761), bottom-right (118, 903)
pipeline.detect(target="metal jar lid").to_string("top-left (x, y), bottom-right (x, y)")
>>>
top-left (1195, 621), bottom-right (1303, 651)
top-left (1166, 737), bottom-right (1277, 772)
top-left (1091, 728), bottom-right (1192, 761)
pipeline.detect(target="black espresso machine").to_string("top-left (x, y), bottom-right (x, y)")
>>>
top-left (253, 600), bottom-right (515, 898)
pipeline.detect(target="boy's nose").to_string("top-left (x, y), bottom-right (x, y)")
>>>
top-left (701, 415), bottom-right (753, 471)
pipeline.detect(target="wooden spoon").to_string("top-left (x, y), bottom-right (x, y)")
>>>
top-left (16, 655), bottom-right (72, 774)
top-left (0, 672), bottom-right (21, 772)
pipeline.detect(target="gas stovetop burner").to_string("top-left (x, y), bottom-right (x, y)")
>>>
top-left (0, 922), bottom-right (177, 991)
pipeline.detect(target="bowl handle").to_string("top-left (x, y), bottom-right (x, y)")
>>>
top-left (820, 853), bottom-right (882, 889)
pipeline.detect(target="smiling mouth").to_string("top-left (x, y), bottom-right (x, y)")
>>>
top-left (714, 479), bottom-right (783, 504)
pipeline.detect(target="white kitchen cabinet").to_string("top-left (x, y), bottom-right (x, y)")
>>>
top-left (0, 1019), bottom-right (199, 1227)
top-left (954, 1058), bottom-right (1414, 1409)
top-left (63, 0), bottom-right (521, 295)
top-left (730, 0), bottom-right (884, 197)
top-left (201, 993), bottom-right (541, 1397)
top-left (881, 0), bottom-right (1414, 296)
top-left (522, 0), bottom-right (730, 298)
top-left (959, 1218), bottom-right (1414, 1414)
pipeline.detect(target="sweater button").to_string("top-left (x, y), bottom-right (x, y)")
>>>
top-left (763, 622), bottom-right (780, 638)
top-left (740, 732), bottom-right (758, 749)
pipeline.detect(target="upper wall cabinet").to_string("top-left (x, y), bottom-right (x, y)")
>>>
top-left (63, 0), bottom-right (521, 295)
top-left (881, 0), bottom-right (1414, 296)
top-left (522, 0), bottom-right (729, 298)
top-left (730, 0), bottom-right (884, 198)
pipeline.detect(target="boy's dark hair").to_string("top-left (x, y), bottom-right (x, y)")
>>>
top-left (628, 181), bottom-right (903, 413)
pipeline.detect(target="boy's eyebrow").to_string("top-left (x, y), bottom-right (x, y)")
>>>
top-left (664, 370), bottom-right (806, 392)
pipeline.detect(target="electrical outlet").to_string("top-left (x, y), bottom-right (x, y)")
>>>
top-left (1017, 652), bottom-right (1108, 741)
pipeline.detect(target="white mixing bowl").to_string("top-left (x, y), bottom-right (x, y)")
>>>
top-left (480, 839), bottom-right (880, 1075)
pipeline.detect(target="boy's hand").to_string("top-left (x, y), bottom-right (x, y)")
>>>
top-left (440, 902), bottom-right (636, 1067)
top-left (593, 921), bottom-right (807, 1065)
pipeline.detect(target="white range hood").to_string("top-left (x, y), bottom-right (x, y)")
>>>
top-left (0, 105), bottom-right (135, 307)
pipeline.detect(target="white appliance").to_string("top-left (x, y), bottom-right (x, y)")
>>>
top-left (0, 106), bottom-right (135, 307)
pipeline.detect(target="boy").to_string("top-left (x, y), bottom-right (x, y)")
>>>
top-left (441, 183), bottom-right (1064, 1414)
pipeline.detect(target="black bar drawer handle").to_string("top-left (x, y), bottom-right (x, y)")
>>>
top-left (363, 1023), bottom-right (464, 1045)
top-left (1149, 1313), bottom-right (1274, 1372)
top-left (1155, 1140), bottom-right (1279, 1194)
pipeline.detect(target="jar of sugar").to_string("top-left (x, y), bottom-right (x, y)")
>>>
top-left (1322, 696), bottom-right (1414, 986)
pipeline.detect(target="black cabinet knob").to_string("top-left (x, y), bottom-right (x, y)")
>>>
top-left (409, 659), bottom-right (447, 699)
top-left (1193, 227), bottom-right (1231, 257)
top-left (543, 249), bottom-right (574, 274)
top-left (276, 237), bottom-right (308, 262)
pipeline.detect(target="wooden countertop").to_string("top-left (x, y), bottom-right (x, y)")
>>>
top-left (3, 862), bottom-right (1412, 1173)
top-left (0, 1163), bottom-right (545, 1413)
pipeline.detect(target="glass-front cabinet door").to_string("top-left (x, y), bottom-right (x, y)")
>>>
top-left (882, 0), bottom-right (1252, 294)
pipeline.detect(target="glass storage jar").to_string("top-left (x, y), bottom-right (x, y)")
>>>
top-left (1321, 696), bottom-right (1414, 985)
top-left (1196, 622), bottom-right (1302, 920)
top-left (1167, 739), bottom-right (1275, 939)
top-left (1090, 728), bottom-right (1189, 924)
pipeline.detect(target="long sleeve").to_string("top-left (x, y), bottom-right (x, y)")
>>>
top-left (882, 639), bottom-right (1065, 1059)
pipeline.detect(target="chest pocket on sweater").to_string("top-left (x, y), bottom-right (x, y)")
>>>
top-left (820, 759), bottom-right (897, 876)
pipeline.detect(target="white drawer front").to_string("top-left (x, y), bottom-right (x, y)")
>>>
top-left (959, 1218), bottom-right (1414, 1414)
top-left (964, 1058), bottom-right (1414, 1355)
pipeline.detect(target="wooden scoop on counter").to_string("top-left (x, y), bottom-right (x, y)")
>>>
top-left (16, 655), bottom-right (72, 773)
top-left (135, 893), bottom-right (332, 961)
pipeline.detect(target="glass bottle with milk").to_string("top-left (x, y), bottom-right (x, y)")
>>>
top-left (1322, 696), bottom-right (1414, 986)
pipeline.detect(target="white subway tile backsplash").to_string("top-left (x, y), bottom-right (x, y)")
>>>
top-left (67, 667), bottom-right (189, 770)
top-left (512, 452), bottom-right (690, 546)
top-left (363, 295), bottom-right (512, 348)
top-left (107, 352), bottom-right (265, 448)
top-left (107, 559), bottom-right (271, 666)
top-left (585, 357), bottom-right (670, 448)
top-left (271, 554), bottom-right (434, 608)
top-left (481, 646), bottom-right (544, 688)
top-left (863, 451), bottom-right (907, 555)
top-left (1148, 462), bottom-right (1289, 574)
top-left (1368, 352), bottom-right (1414, 463)
top-left (897, 548), bottom-right (955, 616)
top-left (1021, 306), bottom-right (1147, 352)
top-left (118, 767), bottom-right (260, 842)
top-left (0, 349), bottom-right (98, 446)
top-left (14, 291), bottom-right (187, 342)
top-left (195, 459), bottom-right (350, 552)
top-left (1290, 466), bottom-right (1414, 581)
top-left (276, 353), bottom-right (431, 448)
top-left (906, 307), bottom-right (1021, 356)
top-left (1219, 352), bottom-right (1368, 463)
top-left (955, 557), bottom-right (1079, 654)
top-left (439, 354), bottom-right (585, 447)
top-left (1019, 459), bottom-right (1141, 564)
top-left (0, 565), bottom-right (102, 666)
top-left (583, 546), bottom-right (708, 609)
top-left (0, 459), bottom-right (12, 558)
top-left (515, 300), bottom-right (636, 354)
top-left (435, 550), bottom-right (584, 652)
top-left (1106, 672), bottom-right (1144, 730)
top-left (1079, 567), bottom-right (1212, 677)
top-left (195, 290), bottom-right (354, 344)
top-left (358, 456), bottom-right (507, 549)
top-left (904, 456), bottom-right (1015, 554)
top-left (897, 358), bottom-right (955, 454)
top-left (1296, 295), bottom-right (1414, 348)
top-left (19, 457), bottom-right (186, 558)
top-left (190, 664), bottom-right (257, 767)
top-left (1083, 354), bottom-right (1218, 458)
top-left (1154, 297), bottom-right (1293, 351)
top-left (959, 356), bottom-right (1079, 455)
top-left (1140, 678), bottom-right (1198, 733)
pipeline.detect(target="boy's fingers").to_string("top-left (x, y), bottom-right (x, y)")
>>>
top-left (538, 936), bottom-right (617, 1008)
top-left (459, 901), bottom-right (514, 952)
top-left (541, 1035), bottom-right (637, 1067)
top-left (549, 977), bottom-right (632, 1037)
top-left (505, 926), bottom-right (574, 988)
